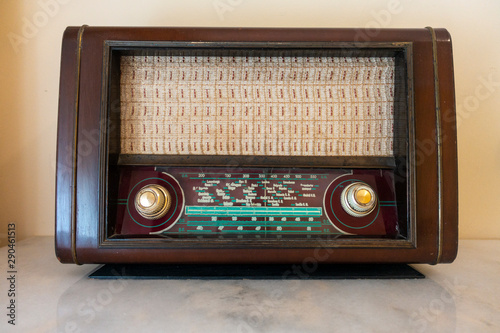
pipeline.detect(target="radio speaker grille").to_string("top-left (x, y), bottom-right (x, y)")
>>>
top-left (120, 54), bottom-right (400, 157)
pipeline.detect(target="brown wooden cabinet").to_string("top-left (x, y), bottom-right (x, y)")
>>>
top-left (55, 27), bottom-right (457, 264)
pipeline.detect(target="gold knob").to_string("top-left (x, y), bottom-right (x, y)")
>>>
top-left (134, 184), bottom-right (171, 220)
top-left (355, 189), bottom-right (372, 205)
top-left (341, 182), bottom-right (377, 217)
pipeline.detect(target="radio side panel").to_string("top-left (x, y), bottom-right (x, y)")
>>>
top-left (55, 27), bottom-right (81, 264)
top-left (435, 28), bottom-right (458, 263)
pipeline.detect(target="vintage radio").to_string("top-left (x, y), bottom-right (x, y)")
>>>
top-left (55, 26), bottom-right (458, 265)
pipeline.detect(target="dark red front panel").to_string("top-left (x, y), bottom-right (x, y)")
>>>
top-left (112, 166), bottom-right (401, 238)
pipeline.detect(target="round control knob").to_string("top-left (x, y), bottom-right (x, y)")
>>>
top-left (134, 184), bottom-right (171, 220)
top-left (340, 182), bottom-right (377, 217)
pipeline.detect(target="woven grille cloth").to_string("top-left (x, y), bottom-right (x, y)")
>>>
top-left (120, 54), bottom-right (397, 156)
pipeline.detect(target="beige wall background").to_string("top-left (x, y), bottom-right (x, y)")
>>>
top-left (0, 0), bottom-right (499, 247)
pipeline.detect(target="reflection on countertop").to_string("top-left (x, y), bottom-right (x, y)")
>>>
top-left (0, 237), bottom-right (498, 332)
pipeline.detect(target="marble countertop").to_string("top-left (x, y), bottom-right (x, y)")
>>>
top-left (0, 237), bottom-right (498, 332)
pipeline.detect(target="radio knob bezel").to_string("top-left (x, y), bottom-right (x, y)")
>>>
top-left (340, 182), bottom-right (377, 217)
top-left (134, 184), bottom-right (171, 220)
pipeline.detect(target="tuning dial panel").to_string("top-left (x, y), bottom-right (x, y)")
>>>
top-left (113, 167), bottom-right (399, 237)
top-left (340, 182), bottom-right (377, 217)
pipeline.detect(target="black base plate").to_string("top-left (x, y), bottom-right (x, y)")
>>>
top-left (89, 264), bottom-right (424, 280)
